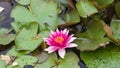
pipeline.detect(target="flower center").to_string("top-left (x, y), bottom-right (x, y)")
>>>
top-left (55, 36), bottom-right (64, 43)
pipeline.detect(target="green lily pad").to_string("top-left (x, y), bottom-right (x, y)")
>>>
top-left (0, 28), bottom-right (15, 45)
top-left (11, 5), bottom-right (37, 32)
top-left (76, 0), bottom-right (98, 18)
top-left (59, 9), bottom-right (80, 26)
top-left (90, 0), bottom-right (114, 9)
top-left (0, 60), bottom-right (6, 68)
top-left (11, 56), bottom-right (38, 68)
top-left (57, 52), bottom-right (79, 68)
top-left (15, 22), bottom-right (49, 51)
top-left (7, 46), bottom-right (29, 57)
top-left (11, 0), bottom-right (58, 32)
top-left (15, 0), bottom-right (30, 5)
top-left (110, 19), bottom-right (120, 45)
top-left (30, 0), bottom-right (58, 30)
top-left (81, 44), bottom-right (120, 68)
top-left (35, 52), bottom-right (79, 68)
top-left (35, 53), bottom-right (57, 68)
top-left (75, 18), bottom-right (110, 51)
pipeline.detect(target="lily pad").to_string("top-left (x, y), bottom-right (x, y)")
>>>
top-left (76, 0), bottom-right (98, 18)
top-left (110, 19), bottom-right (120, 45)
top-left (11, 0), bottom-right (58, 32)
top-left (30, 0), bottom-right (58, 30)
top-left (35, 52), bottom-right (80, 68)
top-left (0, 28), bottom-right (15, 45)
top-left (81, 44), bottom-right (120, 68)
top-left (57, 52), bottom-right (79, 68)
top-left (59, 9), bottom-right (80, 26)
top-left (10, 56), bottom-right (38, 68)
top-left (15, 0), bottom-right (30, 5)
top-left (90, 0), bottom-right (114, 9)
top-left (7, 46), bottom-right (29, 57)
top-left (75, 18), bottom-right (110, 51)
top-left (11, 5), bottom-right (37, 32)
top-left (0, 60), bottom-right (6, 68)
top-left (35, 53), bottom-right (57, 68)
top-left (15, 22), bottom-right (49, 52)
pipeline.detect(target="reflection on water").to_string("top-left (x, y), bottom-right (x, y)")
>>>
top-left (0, 0), bottom-right (15, 29)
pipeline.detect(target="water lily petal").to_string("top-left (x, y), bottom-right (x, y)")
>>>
top-left (67, 37), bottom-right (77, 44)
top-left (44, 46), bottom-right (58, 53)
top-left (66, 43), bottom-right (78, 48)
top-left (58, 48), bottom-right (66, 58)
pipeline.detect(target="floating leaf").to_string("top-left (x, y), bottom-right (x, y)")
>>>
top-left (59, 9), bottom-right (80, 26)
top-left (0, 60), bottom-right (6, 68)
top-left (0, 28), bottom-right (15, 45)
top-left (35, 52), bottom-right (79, 68)
top-left (35, 53), bottom-right (57, 68)
top-left (15, 0), bottom-right (30, 5)
top-left (57, 52), bottom-right (79, 68)
top-left (110, 19), bottom-right (120, 45)
top-left (11, 0), bottom-right (58, 32)
top-left (76, 0), bottom-right (98, 18)
top-left (15, 22), bottom-right (49, 52)
top-left (81, 44), bottom-right (120, 68)
top-left (90, 0), bottom-right (114, 9)
top-left (75, 18), bottom-right (110, 51)
top-left (7, 46), bottom-right (29, 57)
top-left (11, 5), bottom-right (37, 32)
top-left (9, 56), bottom-right (38, 68)
top-left (115, 2), bottom-right (120, 18)
top-left (30, 0), bottom-right (58, 30)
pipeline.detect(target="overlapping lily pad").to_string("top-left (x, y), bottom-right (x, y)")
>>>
top-left (90, 0), bottom-right (114, 9)
top-left (76, 0), bottom-right (98, 18)
top-left (15, 0), bottom-right (30, 5)
top-left (75, 18), bottom-right (110, 51)
top-left (59, 9), bottom-right (80, 26)
top-left (0, 28), bottom-right (15, 45)
top-left (110, 20), bottom-right (120, 45)
top-left (7, 55), bottom-right (38, 68)
top-left (35, 52), bottom-right (80, 68)
top-left (81, 44), bottom-right (120, 68)
top-left (11, 0), bottom-right (58, 31)
top-left (15, 22), bottom-right (49, 52)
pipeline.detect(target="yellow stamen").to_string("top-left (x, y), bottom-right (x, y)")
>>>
top-left (55, 36), bottom-right (64, 43)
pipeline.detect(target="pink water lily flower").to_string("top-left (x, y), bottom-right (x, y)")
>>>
top-left (44, 29), bottom-right (78, 58)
